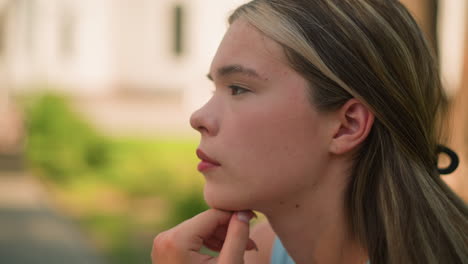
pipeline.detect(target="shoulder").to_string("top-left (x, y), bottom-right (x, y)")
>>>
top-left (244, 219), bottom-right (276, 264)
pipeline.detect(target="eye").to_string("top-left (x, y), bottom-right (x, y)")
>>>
top-left (228, 85), bottom-right (250, 96)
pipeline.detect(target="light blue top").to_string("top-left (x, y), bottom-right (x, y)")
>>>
top-left (271, 237), bottom-right (370, 264)
top-left (271, 237), bottom-right (295, 264)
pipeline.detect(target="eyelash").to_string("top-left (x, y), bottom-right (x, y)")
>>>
top-left (228, 85), bottom-right (249, 96)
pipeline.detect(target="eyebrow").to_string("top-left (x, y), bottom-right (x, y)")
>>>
top-left (206, 64), bottom-right (263, 81)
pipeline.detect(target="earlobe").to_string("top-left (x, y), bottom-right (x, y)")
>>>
top-left (330, 99), bottom-right (374, 155)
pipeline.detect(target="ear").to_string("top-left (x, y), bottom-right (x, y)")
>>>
top-left (329, 99), bottom-right (374, 155)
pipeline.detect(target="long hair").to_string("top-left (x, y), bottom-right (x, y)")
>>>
top-left (229, 1), bottom-right (468, 263)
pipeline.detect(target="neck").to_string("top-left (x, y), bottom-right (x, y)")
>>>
top-left (261, 165), bottom-right (368, 264)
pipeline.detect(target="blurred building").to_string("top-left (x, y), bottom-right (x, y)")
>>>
top-left (0, 0), bottom-right (248, 109)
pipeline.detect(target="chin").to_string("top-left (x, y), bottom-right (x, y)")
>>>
top-left (203, 184), bottom-right (252, 211)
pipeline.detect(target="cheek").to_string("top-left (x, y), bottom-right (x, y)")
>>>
top-left (205, 105), bottom-right (327, 209)
top-left (226, 107), bottom-right (324, 173)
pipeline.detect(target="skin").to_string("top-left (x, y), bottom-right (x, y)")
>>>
top-left (244, 220), bottom-right (276, 263)
top-left (152, 18), bottom-right (374, 264)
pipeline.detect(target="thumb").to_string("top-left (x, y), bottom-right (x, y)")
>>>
top-left (218, 211), bottom-right (255, 264)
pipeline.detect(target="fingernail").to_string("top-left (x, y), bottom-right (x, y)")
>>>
top-left (237, 211), bottom-right (254, 223)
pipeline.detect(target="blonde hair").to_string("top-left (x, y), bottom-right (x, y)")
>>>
top-left (230, 1), bottom-right (468, 263)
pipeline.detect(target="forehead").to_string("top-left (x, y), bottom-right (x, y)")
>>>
top-left (209, 19), bottom-right (291, 79)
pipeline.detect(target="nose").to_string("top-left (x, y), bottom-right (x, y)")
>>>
top-left (190, 99), bottom-right (219, 136)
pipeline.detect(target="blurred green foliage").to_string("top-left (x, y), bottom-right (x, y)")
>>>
top-left (24, 93), bottom-right (110, 182)
top-left (22, 92), bottom-right (208, 264)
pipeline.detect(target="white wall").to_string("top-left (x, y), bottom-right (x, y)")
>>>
top-left (183, 0), bottom-right (250, 114)
top-left (3, 0), bottom-right (114, 95)
top-left (0, 0), bottom-right (252, 99)
top-left (111, 0), bottom-right (190, 92)
top-left (65, 0), bottom-right (113, 95)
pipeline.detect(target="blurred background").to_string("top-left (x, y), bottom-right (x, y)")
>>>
top-left (0, 0), bottom-right (466, 263)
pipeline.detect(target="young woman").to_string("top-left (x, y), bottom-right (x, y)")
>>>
top-left (152, 1), bottom-right (468, 263)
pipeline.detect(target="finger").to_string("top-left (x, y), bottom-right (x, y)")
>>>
top-left (204, 237), bottom-right (223, 252)
top-left (218, 211), bottom-right (255, 264)
top-left (202, 224), bottom-right (227, 251)
top-left (213, 225), bottom-right (228, 240)
top-left (204, 236), bottom-right (258, 252)
top-left (177, 209), bottom-right (233, 251)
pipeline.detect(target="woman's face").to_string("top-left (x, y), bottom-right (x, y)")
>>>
top-left (190, 19), bottom-right (333, 212)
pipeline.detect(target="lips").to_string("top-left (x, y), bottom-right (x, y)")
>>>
top-left (196, 149), bottom-right (221, 172)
